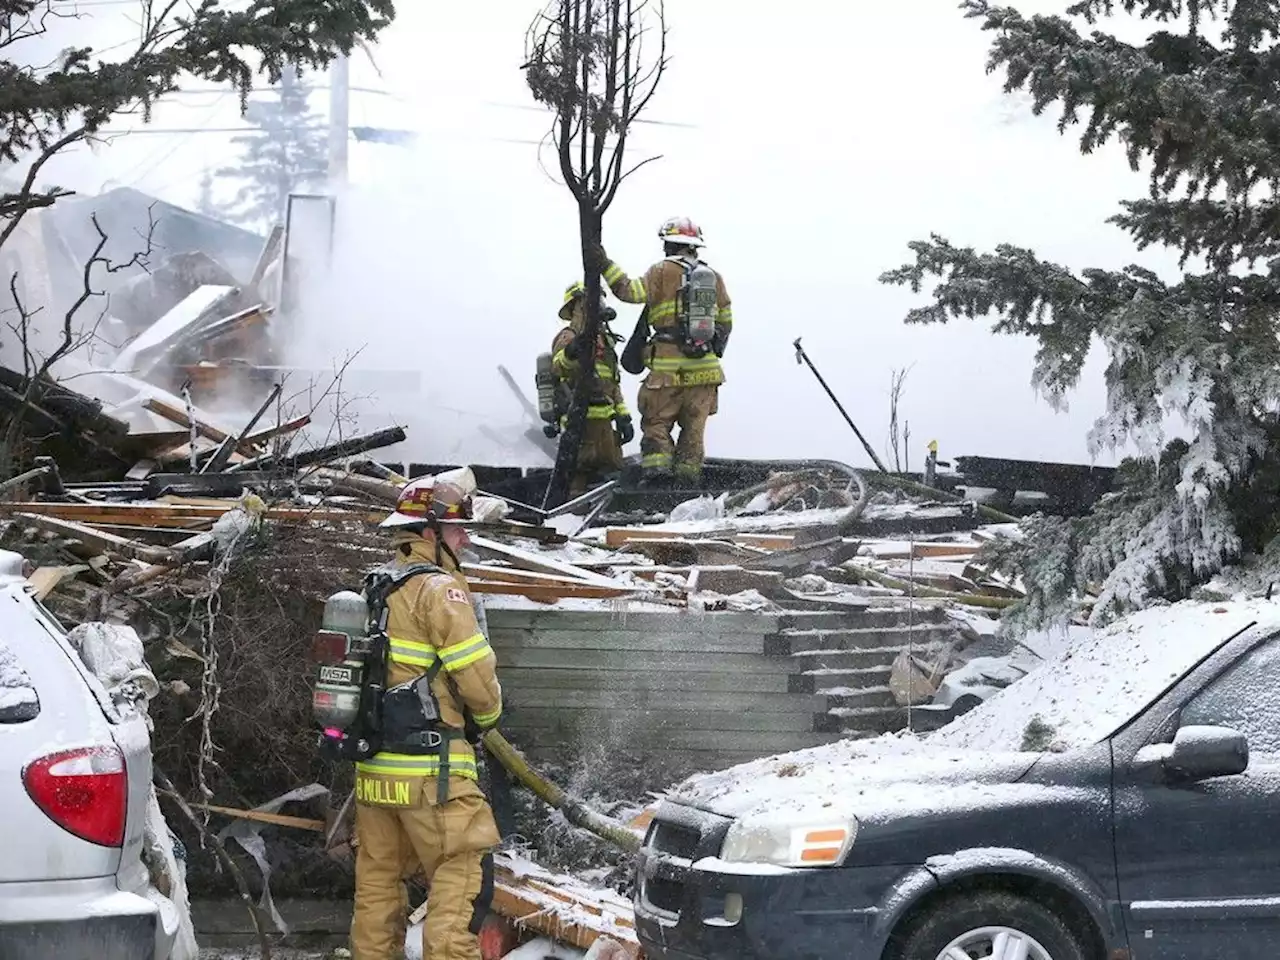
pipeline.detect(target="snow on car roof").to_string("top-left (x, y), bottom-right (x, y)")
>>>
top-left (932, 600), bottom-right (1280, 752)
top-left (671, 600), bottom-right (1280, 816)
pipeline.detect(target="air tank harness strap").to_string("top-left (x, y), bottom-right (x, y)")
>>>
top-left (365, 561), bottom-right (464, 803)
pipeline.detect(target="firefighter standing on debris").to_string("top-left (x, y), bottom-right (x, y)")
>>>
top-left (350, 470), bottom-right (503, 960)
top-left (599, 217), bottom-right (732, 486)
top-left (550, 281), bottom-right (633, 495)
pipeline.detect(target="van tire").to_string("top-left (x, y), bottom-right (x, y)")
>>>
top-left (891, 888), bottom-right (1089, 960)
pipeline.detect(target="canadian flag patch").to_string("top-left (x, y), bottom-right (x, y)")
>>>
top-left (445, 587), bottom-right (468, 604)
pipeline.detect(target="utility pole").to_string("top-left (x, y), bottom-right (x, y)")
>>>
top-left (327, 52), bottom-right (349, 187)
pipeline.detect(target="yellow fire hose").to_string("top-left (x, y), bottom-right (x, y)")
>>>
top-left (481, 729), bottom-right (641, 853)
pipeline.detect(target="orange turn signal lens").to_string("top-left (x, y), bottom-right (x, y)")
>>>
top-left (800, 847), bottom-right (842, 863)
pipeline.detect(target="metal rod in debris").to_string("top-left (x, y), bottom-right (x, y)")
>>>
top-left (201, 383), bottom-right (282, 474)
top-left (544, 479), bottom-right (617, 519)
top-left (792, 337), bottom-right (889, 474)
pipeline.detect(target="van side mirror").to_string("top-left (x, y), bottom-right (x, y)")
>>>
top-left (1166, 725), bottom-right (1249, 782)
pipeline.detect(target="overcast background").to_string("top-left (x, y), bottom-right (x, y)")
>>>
top-left (23, 0), bottom-right (1186, 469)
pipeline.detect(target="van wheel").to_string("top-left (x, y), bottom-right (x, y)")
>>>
top-left (893, 889), bottom-right (1089, 960)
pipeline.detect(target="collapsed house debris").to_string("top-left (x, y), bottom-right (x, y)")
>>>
top-left (0, 398), bottom-right (1048, 954)
top-left (0, 190), bottom-right (1096, 957)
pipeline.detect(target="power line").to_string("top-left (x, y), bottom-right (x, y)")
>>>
top-left (121, 92), bottom-right (230, 186)
top-left (162, 85), bottom-right (391, 97)
top-left (98, 124), bottom-right (549, 147)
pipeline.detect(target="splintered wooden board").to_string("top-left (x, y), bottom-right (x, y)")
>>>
top-left (468, 535), bottom-right (622, 588)
top-left (410, 855), bottom-right (640, 955)
top-left (0, 500), bottom-right (382, 526)
top-left (466, 578), bottom-right (636, 601)
top-left (25, 564), bottom-right (89, 600)
top-left (14, 513), bottom-right (175, 564)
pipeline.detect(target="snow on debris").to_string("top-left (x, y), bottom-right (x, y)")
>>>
top-left (496, 852), bottom-right (635, 943)
top-left (670, 600), bottom-right (1280, 818)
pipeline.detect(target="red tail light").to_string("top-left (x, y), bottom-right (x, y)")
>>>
top-left (23, 745), bottom-right (127, 847)
top-left (312, 630), bottom-right (350, 665)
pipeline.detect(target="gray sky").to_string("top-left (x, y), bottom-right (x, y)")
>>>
top-left (33, 0), bottom-right (1188, 469)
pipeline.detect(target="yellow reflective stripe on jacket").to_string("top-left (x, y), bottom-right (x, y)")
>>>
top-left (472, 705), bottom-right (502, 727)
top-left (356, 751), bottom-right (479, 779)
top-left (718, 305), bottom-right (733, 326)
top-left (614, 400), bottom-right (630, 417)
top-left (650, 299), bottom-right (677, 322)
top-left (560, 406), bottom-right (619, 429)
top-left (389, 637), bottom-right (437, 667)
top-left (603, 262), bottom-right (624, 285)
top-left (439, 632), bottom-right (492, 672)
top-left (594, 361), bottom-right (618, 381)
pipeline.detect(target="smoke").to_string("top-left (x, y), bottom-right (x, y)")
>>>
top-left (282, 138), bottom-right (581, 468)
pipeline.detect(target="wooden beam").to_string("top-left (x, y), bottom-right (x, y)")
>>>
top-left (467, 578), bottom-right (636, 601)
top-left (25, 564), bottom-right (89, 600)
top-left (469, 535), bottom-right (621, 587)
top-left (460, 858), bottom-right (640, 957)
top-left (0, 500), bottom-right (380, 526)
top-left (732, 533), bottom-right (795, 551)
top-left (913, 542), bottom-right (981, 559)
top-left (604, 527), bottom-right (684, 548)
top-left (196, 804), bottom-right (326, 832)
top-left (241, 413), bottom-right (311, 447)
top-left (14, 513), bottom-right (174, 563)
top-left (143, 397), bottom-right (236, 444)
top-left (463, 563), bottom-right (605, 588)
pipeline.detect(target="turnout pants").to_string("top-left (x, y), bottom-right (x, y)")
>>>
top-left (638, 381), bottom-right (718, 483)
top-left (351, 790), bottom-right (499, 960)
top-left (569, 418), bottom-right (624, 496)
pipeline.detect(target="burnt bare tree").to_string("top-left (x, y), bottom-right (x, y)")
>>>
top-left (0, 0), bottom-right (393, 476)
top-left (885, 365), bottom-right (913, 474)
top-left (524, 0), bottom-right (667, 507)
top-left (0, 210), bottom-right (156, 473)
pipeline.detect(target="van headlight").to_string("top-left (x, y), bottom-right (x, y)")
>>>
top-left (720, 807), bottom-right (858, 867)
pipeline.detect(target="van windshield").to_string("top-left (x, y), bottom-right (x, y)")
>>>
top-left (931, 603), bottom-right (1261, 753)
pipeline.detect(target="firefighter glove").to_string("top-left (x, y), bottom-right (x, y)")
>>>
top-left (615, 414), bottom-right (634, 445)
top-left (712, 328), bottom-right (729, 358)
top-left (563, 334), bottom-right (584, 361)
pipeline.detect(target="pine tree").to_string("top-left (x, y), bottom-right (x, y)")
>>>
top-left (880, 1), bottom-right (1280, 629)
top-left (216, 66), bottom-right (328, 230)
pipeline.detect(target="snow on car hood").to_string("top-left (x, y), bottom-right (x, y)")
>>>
top-left (672, 736), bottom-right (1040, 818)
top-left (672, 600), bottom-right (1280, 819)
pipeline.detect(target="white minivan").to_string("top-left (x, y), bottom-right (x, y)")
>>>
top-left (0, 549), bottom-right (177, 959)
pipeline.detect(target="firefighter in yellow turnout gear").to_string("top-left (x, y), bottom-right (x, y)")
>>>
top-left (600, 217), bottom-right (732, 485)
top-left (551, 282), bottom-right (633, 496)
top-left (350, 470), bottom-right (503, 960)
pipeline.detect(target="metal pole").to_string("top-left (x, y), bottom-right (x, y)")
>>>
top-left (327, 53), bottom-right (350, 187)
top-left (793, 337), bottom-right (890, 473)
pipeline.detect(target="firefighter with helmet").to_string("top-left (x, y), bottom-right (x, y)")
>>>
top-left (551, 280), bottom-right (633, 495)
top-left (598, 217), bottom-right (732, 486)
top-left (349, 469), bottom-right (503, 960)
